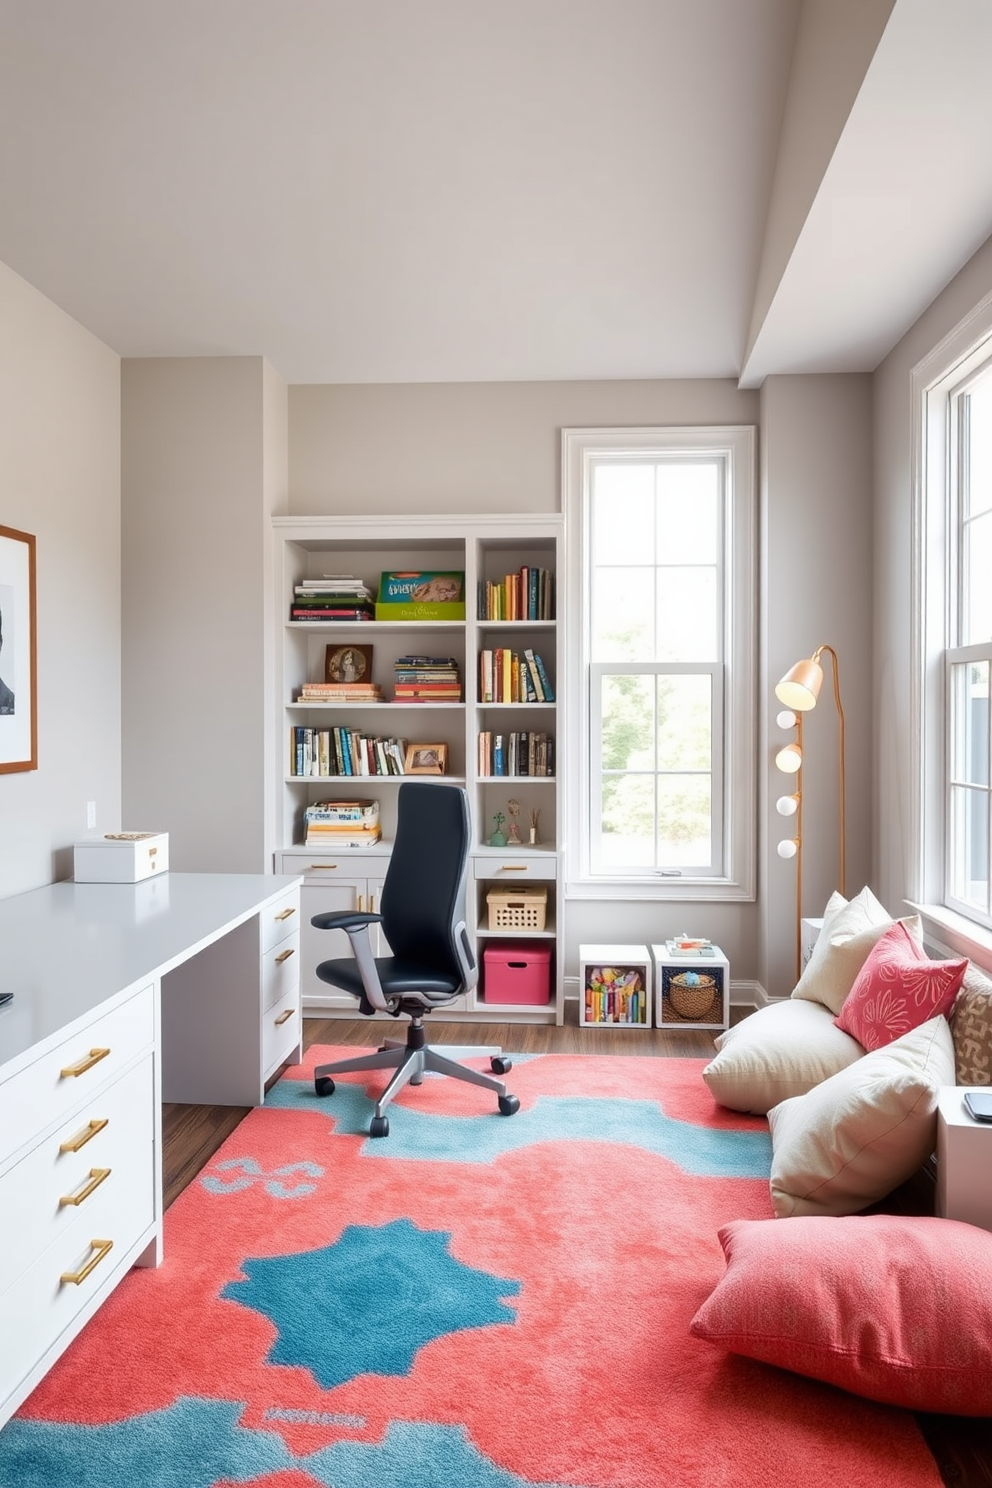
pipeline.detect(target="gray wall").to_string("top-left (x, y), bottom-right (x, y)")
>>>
top-left (121, 357), bottom-right (287, 872)
top-left (0, 260), bottom-right (121, 898)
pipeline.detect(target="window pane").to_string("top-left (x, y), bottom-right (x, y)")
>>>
top-left (591, 465), bottom-right (655, 564)
top-left (600, 673), bottom-right (654, 770)
top-left (948, 784), bottom-right (990, 916)
top-left (657, 569), bottom-right (718, 660)
top-left (656, 463), bottom-right (719, 564)
top-left (597, 773), bottom-right (655, 869)
top-left (964, 513), bottom-right (992, 644)
top-left (951, 660), bottom-right (990, 787)
top-left (592, 568), bottom-right (655, 660)
top-left (657, 675), bottom-right (711, 769)
top-left (657, 775), bottom-right (712, 866)
top-left (967, 376), bottom-right (992, 518)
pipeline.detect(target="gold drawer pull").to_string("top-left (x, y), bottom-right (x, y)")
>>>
top-left (275, 907), bottom-right (296, 921)
top-left (309, 863), bottom-right (338, 870)
top-left (60, 1118), bottom-right (109, 1153)
top-left (499, 865), bottom-right (529, 872)
top-left (61, 1048), bottom-right (110, 1079)
top-left (61, 1238), bottom-right (113, 1286)
top-left (148, 846), bottom-right (158, 857)
top-left (274, 1008), bottom-right (294, 1026)
top-left (60, 1168), bottom-right (111, 1208)
top-left (274, 948), bottom-right (295, 965)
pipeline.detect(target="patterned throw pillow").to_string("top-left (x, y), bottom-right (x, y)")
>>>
top-left (949, 961), bottom-right (992, 1085)
top-left (834, 920), bottom-right (967, 1051)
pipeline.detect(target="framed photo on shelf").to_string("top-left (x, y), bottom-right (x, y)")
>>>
top-left (404, 742), bottom-right (447, 775)
top-left (325, 643), bottom-right (373, 684)
top-left (0, 524), bottom-right (37, 774)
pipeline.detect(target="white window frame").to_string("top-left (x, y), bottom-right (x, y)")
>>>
top-left (911, 289), bottom-right (992, 942)
top-left (563, 425), bottom-right (756, 902)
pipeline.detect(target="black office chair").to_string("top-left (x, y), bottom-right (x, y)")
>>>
top-left (311, 780), bottom-right (520, 1137)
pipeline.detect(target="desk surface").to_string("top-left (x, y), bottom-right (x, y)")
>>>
top-left (0, 873), bottom-right (301, 1075)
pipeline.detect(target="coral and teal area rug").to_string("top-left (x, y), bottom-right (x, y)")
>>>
top-left (1, 1049), bottom-right (942, 1488)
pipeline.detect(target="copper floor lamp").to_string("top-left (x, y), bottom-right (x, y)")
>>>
top-left (774, 644), bottom-right (846, 983)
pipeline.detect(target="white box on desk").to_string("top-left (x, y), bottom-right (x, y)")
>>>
top-left (73, 832), bottom-right (170, 883)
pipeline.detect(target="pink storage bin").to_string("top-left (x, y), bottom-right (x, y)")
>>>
top-left (483, 942), bottom-right (552, 1005)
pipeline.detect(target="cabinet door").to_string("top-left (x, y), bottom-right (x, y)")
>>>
top-left (301, 878), bottom-right (369, 1010)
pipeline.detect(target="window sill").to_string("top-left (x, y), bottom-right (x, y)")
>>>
top-left (905, 902), bottom-right (992, 974)
top-left (566, 878), bottom-right (755, 903)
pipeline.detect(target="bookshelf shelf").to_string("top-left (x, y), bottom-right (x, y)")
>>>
top-left (272, 514), bottom-right (564, 1024)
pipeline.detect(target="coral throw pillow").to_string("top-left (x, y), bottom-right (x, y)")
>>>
top-left (689, 1214), bottom-right (992, 1414)
top-left (834, 919), bottom-right (966, 1051)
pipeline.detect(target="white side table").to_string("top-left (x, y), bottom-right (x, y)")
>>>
top-left (936, 1086), bottom-right (992, 1232)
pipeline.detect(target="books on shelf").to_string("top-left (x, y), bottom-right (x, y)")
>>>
top-left (375, 571), bottom-right (466, 622)
top-left (477, 566), bottom-right (554, 621)
top-left (291, 726), bottom-right (408, 778)
top-left (303, 798), bottom-right (382, 848)
top-left (392, 654), bottom-right (462, 702)
top-left (477, 730), bottom-right (555, 777)
top-left (478, 648), bottom-right (554, 703)
top-left (664, 937), bottom-right (716, 957)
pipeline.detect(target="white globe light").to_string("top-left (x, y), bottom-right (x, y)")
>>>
top-left (775, 742), bottom-right (802, 774)
top-left (776, 709), bottom-right (797, 730)
top-left (776, 794), bottom-right (799, 816)
top-left (777, 838), bottom-right (798, 859)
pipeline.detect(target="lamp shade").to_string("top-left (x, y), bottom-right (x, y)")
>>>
top-left (777, 838), bottom-right (799, 859)
top-left (776, 793), bottom-right (799, 816)
top-left (775, 742), bottom-right (802, 774)
top-left (775, 656), bottom-right (824, 712)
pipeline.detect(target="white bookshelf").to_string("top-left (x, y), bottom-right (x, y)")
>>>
top-left (271, 514), bottom-right (565, 1024)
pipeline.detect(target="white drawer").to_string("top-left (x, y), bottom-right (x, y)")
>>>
top-left (0, 1056), bottom-right (155, 1298)
top-left (0, 1162), bottom-right (155, 1409)
top-left (259, 886), bottom-right (301, 955)
top-left (473, 856), bottom-right (557, 882)
top-left (263, 987), bottom-right (301, 1080)
top-left (262, 928), bottom-right (300, 1012)
top-left (0, 984), bottom-right (155, 1169)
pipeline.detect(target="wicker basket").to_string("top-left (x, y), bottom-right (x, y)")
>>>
top-left (668, 970), bottom-right (717, 1019)
top-left (487, 886), bottom-right (548, 931)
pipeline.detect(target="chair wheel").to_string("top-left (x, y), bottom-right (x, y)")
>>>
top-left (315, 1076), bottom-right (335, 1097)
top-left (370, 1115), bottom-right (390, 1138)
top-left (491, 1056), bottom-right (512, 1074)
top-left (498, 1094), bottom-right (520, 1116)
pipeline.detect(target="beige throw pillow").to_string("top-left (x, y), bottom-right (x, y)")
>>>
top-left (949, 961), bottom-right (992, 1086)
top-left (791, 885), bottom-right (921, 1015)
top-left (767, 1015), bottom-right (955, 1218)
top-left (703, 999), bottom-right (865, 1114)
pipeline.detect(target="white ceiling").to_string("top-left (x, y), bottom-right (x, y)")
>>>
top-left (1, 0), bottom-right (990, 387)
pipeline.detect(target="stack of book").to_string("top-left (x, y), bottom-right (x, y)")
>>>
top-left (290, 575), bottom-right (375, 622)
top-left (296, 681), bottom-right (383, 703)
top-left (664, 937), bottom-right (716, 957)
top-left (304, 799), bottom-right (382, 848)
top-left (478, 648), bottom-right (554, 703)
top-left (477, 566), bottom-right (554, 621)
top-left (392, 655), bottom-right (462, 702)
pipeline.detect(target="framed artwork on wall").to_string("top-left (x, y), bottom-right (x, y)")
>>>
top-left (0, 524), bottom-right (37, 773)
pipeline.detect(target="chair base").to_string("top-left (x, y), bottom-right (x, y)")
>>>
top-left (313, 1018), bottom-right (518, 1131)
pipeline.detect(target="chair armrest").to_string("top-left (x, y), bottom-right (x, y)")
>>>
top-left (311, 910), bottom-right (384, 932)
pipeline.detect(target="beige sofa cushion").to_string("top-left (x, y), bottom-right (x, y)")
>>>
top-left (767, 1015), bottom-right (955, 1218)
top-left (790, 885), bottom-right (922, 1015)
top-left (949, 960), bottom-right (992, 1086)
top-left (702, 998), bottom-right (865, 1115)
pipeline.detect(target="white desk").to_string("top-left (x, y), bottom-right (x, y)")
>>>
top-left (0, 871), bottom-right (303, 1430)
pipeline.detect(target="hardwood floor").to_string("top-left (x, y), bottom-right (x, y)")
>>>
top-left (162, 1008), bottom-right (992, 1488)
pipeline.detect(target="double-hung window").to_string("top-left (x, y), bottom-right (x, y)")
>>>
top-left (946, 360), bottom-right (992, 925)
top-left (914, 300), bottom-right (992, 938)
top-left (563, 426), bottom-right (756, 901)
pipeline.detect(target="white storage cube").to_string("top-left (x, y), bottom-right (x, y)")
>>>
top-left (651, 943), bottom-right (729, 1030)
top-left (579, 944), bottom-right (652, 1028)
top-left (73, 832), bottom-right (169, 883)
